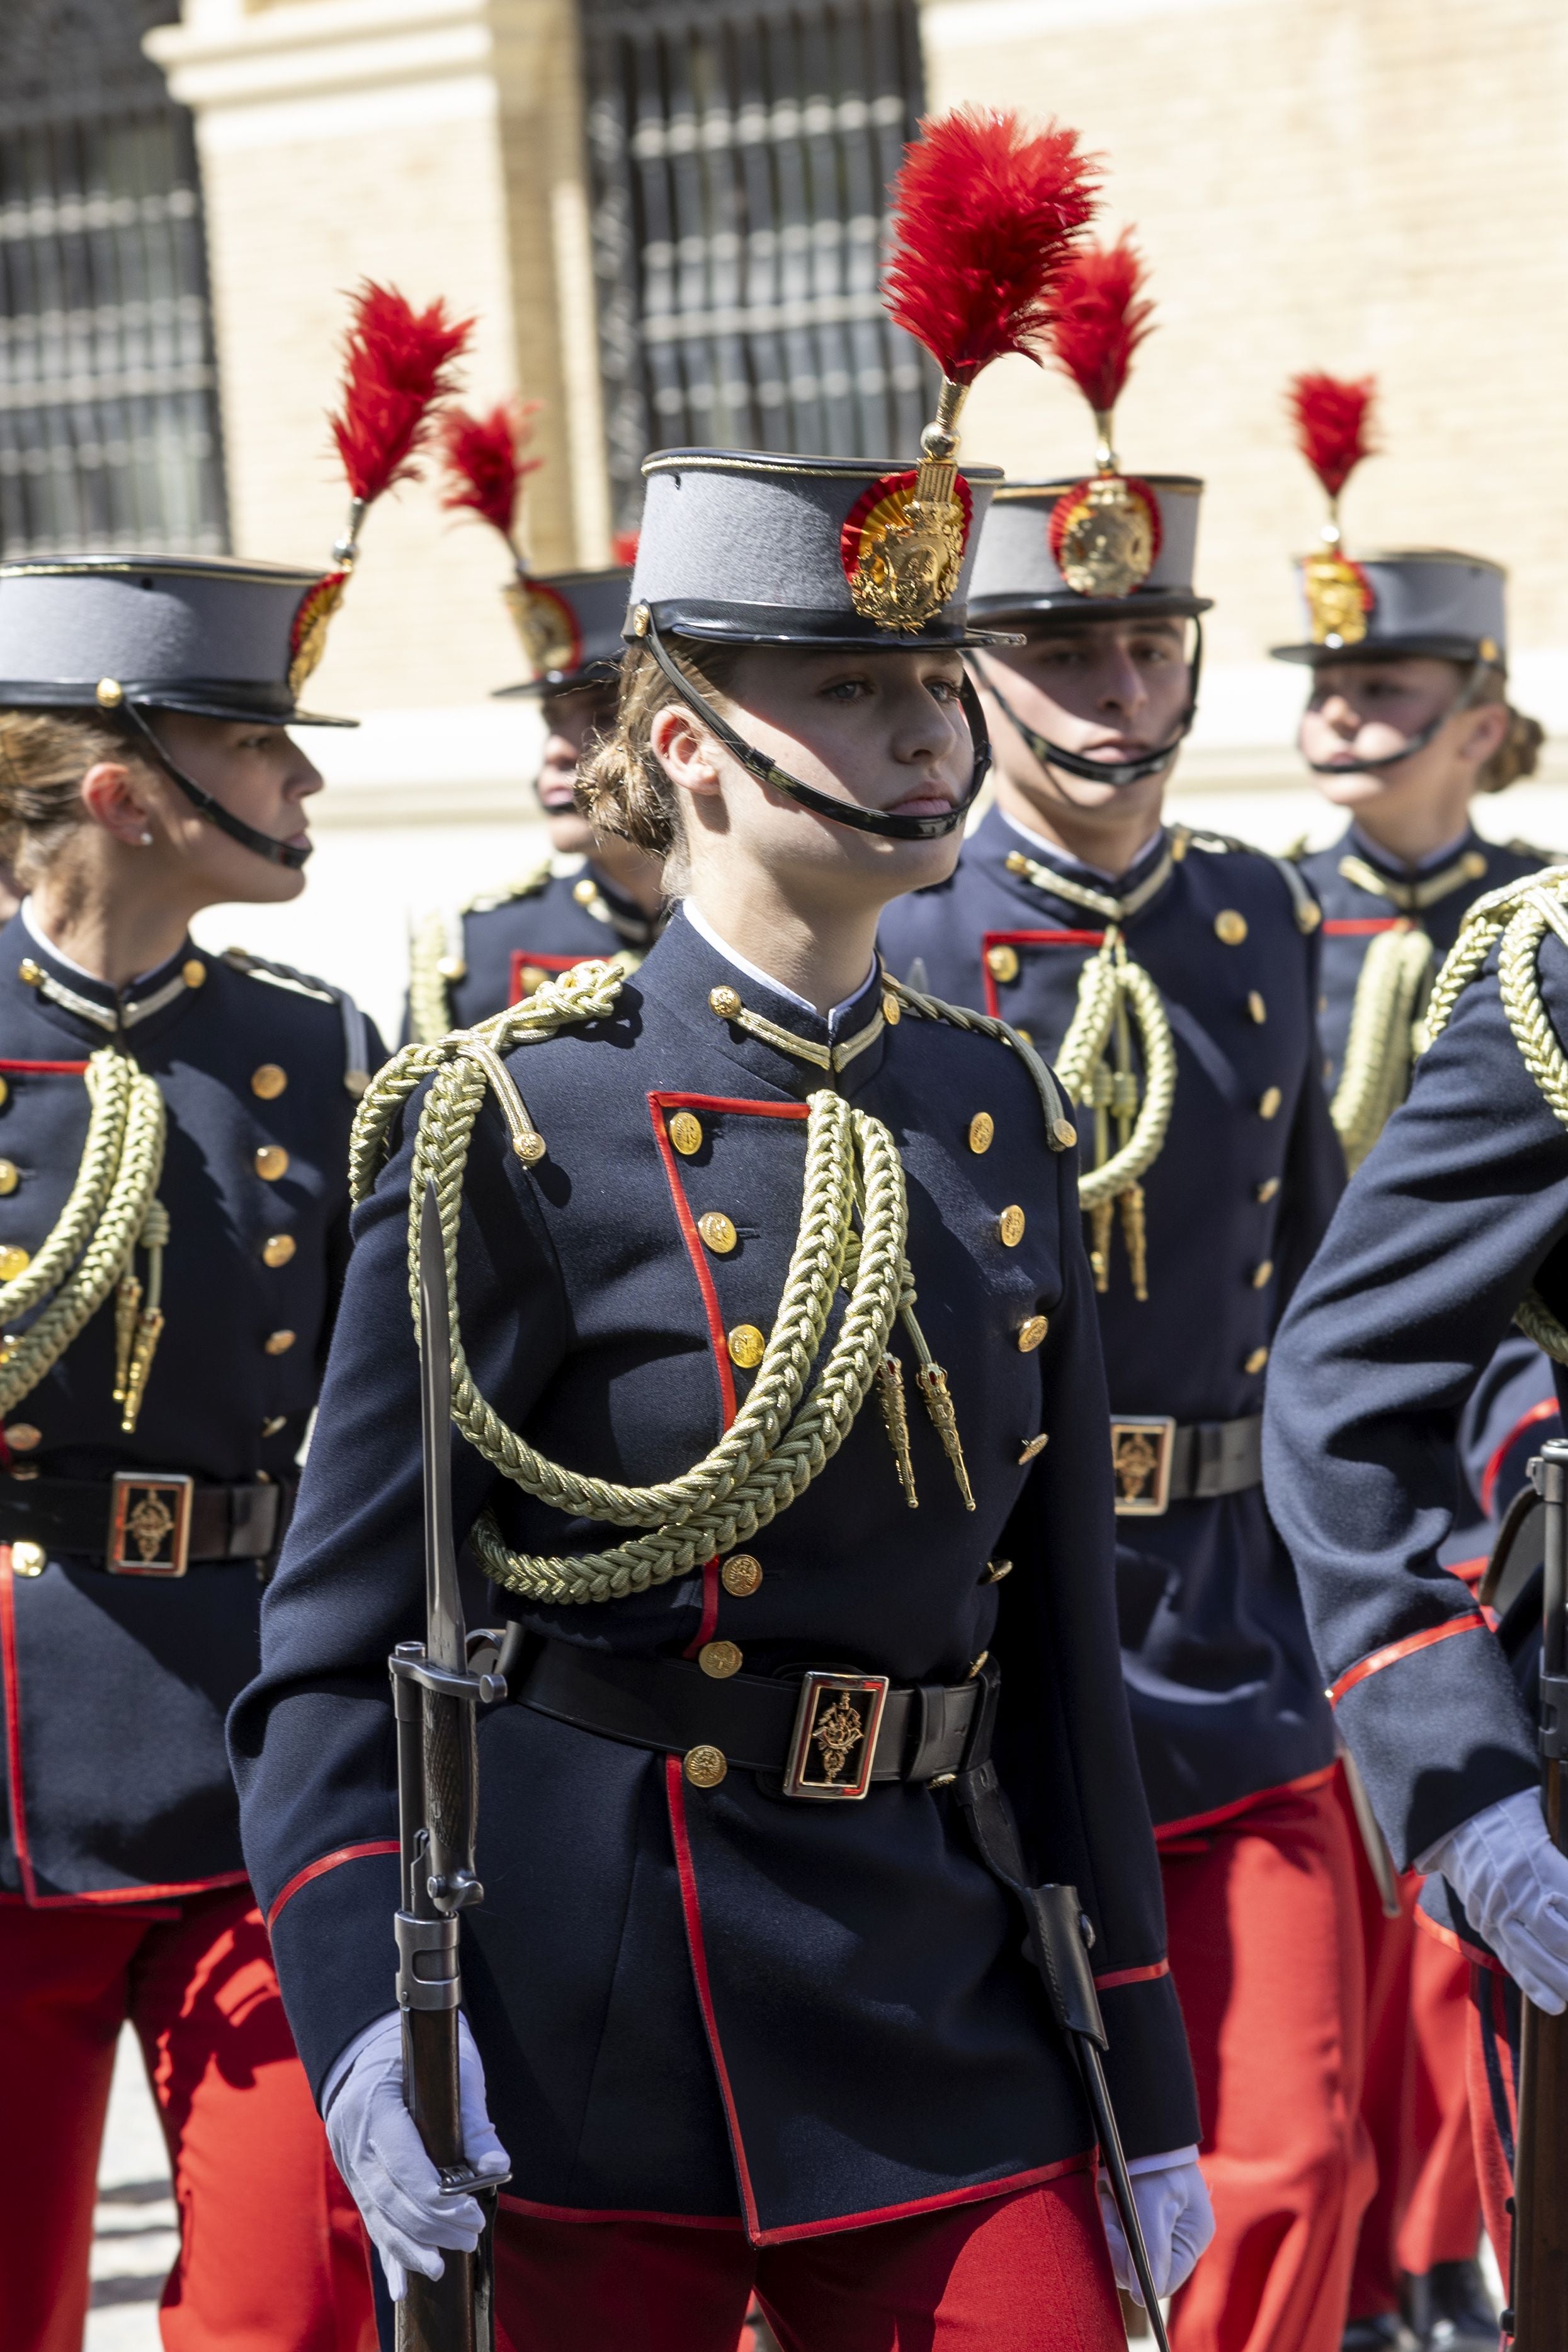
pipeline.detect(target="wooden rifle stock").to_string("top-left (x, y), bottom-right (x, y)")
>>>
top-left (1510, 1436), bottom-right (1568, 2351)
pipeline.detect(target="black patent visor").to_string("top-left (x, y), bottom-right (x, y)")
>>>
top-left (640, 614), bottom-right (989, 841)
top-left (120, 702), bottom-right (312, 870)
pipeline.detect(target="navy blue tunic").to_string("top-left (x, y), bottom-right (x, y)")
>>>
top-left (408, 857), bottom-right (664, 1040)
top-left (232, 910), bottom-right (1198, 2244)
top-left (880, 805), bottom-right (1345, 1829)
top-left (0, 912), bottom-right (382, 1904)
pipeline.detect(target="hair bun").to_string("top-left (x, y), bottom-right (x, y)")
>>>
top-left (1480, 703), bottom-right (1545, 794)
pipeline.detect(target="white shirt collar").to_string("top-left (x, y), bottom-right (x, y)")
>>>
top-left (20, 896), bottom-right (175, 991)
top-left (1000, 806), bottom-right (1164, 887)
top-left (679, 900), bottom-right (877, 1035)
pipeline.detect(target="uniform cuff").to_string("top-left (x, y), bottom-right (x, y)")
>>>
top-left (264, 1845), bottom-right (403, 2101)
top-left (1096, 1970), bottom-right (1201, 2161)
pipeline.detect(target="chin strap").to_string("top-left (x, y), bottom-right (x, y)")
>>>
top-left (1301, 652), bottom-right (1489, 777)
top-left (973, 620), bottom-right (1203, 790)
top-left (638, 612), bottom-right (989, 842)
top-left (118, 703), bottom-right (311, 871)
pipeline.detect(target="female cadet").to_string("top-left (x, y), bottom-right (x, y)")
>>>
top-left (0, 283), bottom-right (463, 2352)
top-left (231, 111), bottom-right (1210, 2351)
top-left (404, 412), bottom-right (663, 1044)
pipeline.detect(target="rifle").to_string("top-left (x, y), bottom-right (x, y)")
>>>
top-left (389, 1181), bottom-right (509, 2351)
top-left (1510, 1433), bottom-right (1568, 2350)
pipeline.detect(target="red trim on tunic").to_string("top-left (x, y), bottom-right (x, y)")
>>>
top-left (1480, 1397), bottom-right (1559, 1518)
top-left (1093, 1958), bottom-right (1170, 1991)
top-left (664, 1754), bottom-right (764, 2241)
top-left (1412, 1906), bottom-right (1504, 1975)
top-left (0, 1059), bottom-right (90, 1074)
top-left (1322, 918), bottom-right (1410, 938)
top-left (1329, 1613), bottom-right (1487, 1708)
top-left (751, 2152), bottom-right (1096, 2248)
top-left (978, 931), bottom-right (1104, 1020)
top-left (508, 950), bottom-right (597, 1005)
top-left (1154, 1764), bottom-right (1338, 1846)
top-left (264, 1839), bottom-right (401, 1933)
top-left (497, 2193), bottom-right (744, 2230)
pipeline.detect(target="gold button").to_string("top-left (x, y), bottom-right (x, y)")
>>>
top-left (698, 1211), bottom-right (737, 1254)
top-left (1247, 991), bottom-right (1266, 1025)
top-left (1015, 1028), bottom-right (1033, 1045)
top-left (1258, 1087), bottom-right (1282, 1121)
top-left (1244, 1347), bottom-right (1270, 1375)
top-left (721, 1554), bottom-right (763, 1597)
top-left (668, 1110), bottom-right (703, 1157)
top-left (251, 1063), bottom-right (287, 1101)
top-left (684, 1744), bottom-right (727, 1788)
top-left (1256, 1176), bottom-right (1280, 1203)
top-left (18, 959), bottom-right (41, 986)
top-left (997, 1205), bottom-right (1026, 1247)
top-left (1462, 851), bottom-right (1489, 882)
top-left (95, 676), bottom-right (124, 708)
top-left (708, 986), bottom-right (742, 1020)
top-left (1214, 910), bottom-right (1248, 946)
top-left (882, 991), bottom-right (901, 1025)
top-left (263, 1329), bottom-right (296, 1356)
top-left (182, 958), bottom-right (206, 989)
top-left (967, 1650), bottom-right (990, 1678)
top-left (0, 1161), bottom-right (19, 1196)
top-left (436, 954), bottom-right (467, 982)
top-left (1251, 1259), bottom-right (1274, 1289)
top-left (520, 965), bottom-right (548, 996)
top-left (986, 944), bottom-right (1020, 983)
top-left (255, 1145), bottom-right (290, 1181)
top-left (968, 1112), bottom-right (994, 1154)
top-left (5, 1424), bottom-right (39, 1452)
top-left (698, 1639), bottom-right (742, 1679)
top-left (0, 1077), bottom-right (10, 1108)
top-left (261, 1414), bottom-right (288, 1436)
top-left (727, 1324), bottom-right (766, 1370)
top-left (262, 1234), bottom-right (297, 1268)
top-left (1016, 1315), bottom-right (1048, 1353)
top-left (1017, 1434), bottom-right (1048, 1464)
top-left (573, 876), bottom-right (597, 904)
top-left (0, 1246), bottom-right (30, 1280)
top-left (10, 1541), bottom-right (44, 1576)
top-left (1050, 1117), bottom-right (1078, 1149)
top-left (983, 1560), bottom-right (1013, 1583)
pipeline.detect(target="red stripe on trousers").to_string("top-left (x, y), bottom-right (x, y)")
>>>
top-left (491, 2166), bottom-right (1120, 2351)
top-left (0, 1886), bottom-right (375, 2352)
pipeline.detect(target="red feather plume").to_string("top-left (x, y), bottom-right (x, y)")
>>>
top-left (1050, 231), bottom-right (1155, 414)
top-left (439, 401), bottom-right (542, 547)
top-left (1288, 372), bottom-right (1378, 501)
top-left (328, 281), bottom-right (474, 509)
top-left (883, 109), bottom-right (1101, 384)
top-left (610, 528), bottom-right (640, 567)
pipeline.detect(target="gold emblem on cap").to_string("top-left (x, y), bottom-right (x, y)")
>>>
top-left (0, 1162), bottom-right (18, 1196)
top-left (668, 1110), bottom-right (703, 1157)
top-left (841, 460), bottom-right (969, 634)
top-left (10, 1540), bottom-right (44, 1576)
top-left (968, 1112), bottom-right (994, 1154)
top-left (986, 945), bottom-right (1020, 984)
top-left (255, 1145), bottom-right (290, 1181)
top-left (1052, 475), bottom-right (1158, 600)
top-left (288, 572), bottom-right (348, 696)
top-left (0, 1246), bottom-right (30, 1280)
top-left (1016, 1315), bottom-right (1048, 1353)
top-left (1214, 911), bottom-right (1247, 946)
top-left (721, 1554), bottom-right (763, 1596)
top-left (698, 1211), bottom-right (737, 1255)
top-left (684, 1744), bottom-right (727, 1788)
top-left (503, 578), bottom-right (580, 678)
top-left (251, 1064), bottom-right (287, 1101)
top-left (708, 986), bottom-right (742, 1020)
top-left (727, 1323), bottom-right (766, 1369)
top-left (997, 1205), bottom-right (1025, 1247)
top-left (699, 1639), bottom-right (742, 1679)
top-left (262, 1234), bottom-right (296, 1268)
top-left (182, 958), bottom-right (205, 988)
top-left (1302, 550), bottom-right (1372, 647)
top-left (95, 678), bottom-right (125, 708)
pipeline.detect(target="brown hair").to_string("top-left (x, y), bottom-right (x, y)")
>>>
top-left (576, 636), bottom-right (746, 878)
top-left (0, 706), bottom-right (140, 883)
top-left (1469, 663), bottom-right (1545, 794)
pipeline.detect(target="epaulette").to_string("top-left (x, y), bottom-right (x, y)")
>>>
top-left (1183, 829), bottom-right (1321, 935)
top-left (406, 858), bottom-right (561, 1047)
top-left (222, 948), bottom-right (372, 1095)
top-left (460, 855), bottom-right (558, 921)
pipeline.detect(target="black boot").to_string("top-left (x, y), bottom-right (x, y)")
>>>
top-left (1404, 2259), bottom-right (1499, 2352)
top-left (1343, 2317), bottom-right (1405, 2351)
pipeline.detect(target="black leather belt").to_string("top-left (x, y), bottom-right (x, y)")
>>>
top-left (516, 1640), bottom-right (986, 1800)
top-left (0, 1471), bottom-right (289, 1577)
top-left (1110, 1412), bottom-right (1263, 1516)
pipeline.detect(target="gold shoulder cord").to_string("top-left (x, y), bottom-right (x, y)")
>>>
top-left (355, 963), bottom-right (1074, 1606)
top-left (1331, 927), bottom-right (1437, 1173)
top-left (1424, 867), bottom-right (1568, 1361)
top-left (0, 1048), bottom-right (168, 1432)
top-left (406, 861), bottom-right (555, 1047)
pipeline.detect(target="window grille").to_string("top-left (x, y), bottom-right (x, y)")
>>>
top-left (0, 1), bottom-right (228, 558)
top-left (579, 0), bottom-right (933, 537)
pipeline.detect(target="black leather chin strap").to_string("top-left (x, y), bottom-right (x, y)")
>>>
top-left (1300, 653), bottom-right (1489, 776)
top-left (973, 618), bottom-right (1203, 790)
top-left (119, 702), bottom-right (312, 871)
top-left (639, 613), bottom-right (989, 842)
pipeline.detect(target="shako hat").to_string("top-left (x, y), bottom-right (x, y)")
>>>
top-left (1273, 372), bottom-right (1506, 666)
top-left (969, 231), bottom-right (1210, 627)
top-left (0, 281), bottom-right (472, 869)
top-left (622, 107), bottom-right (1104, 842)
top-left (438, 399), bottom-right (633, 695)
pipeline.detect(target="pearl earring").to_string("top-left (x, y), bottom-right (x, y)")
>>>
top-left (139, 832), bottom-right (154, 847)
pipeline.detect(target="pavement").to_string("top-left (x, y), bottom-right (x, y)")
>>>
top-left (86, 2028), bottom-right (173, 2352)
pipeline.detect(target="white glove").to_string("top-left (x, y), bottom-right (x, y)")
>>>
top-left (1421, 1785), bottom-right (1568, 2014)
top-left (323, 2009), bottom-right (509, 2301)
top-left (1096, 2149), bottom-right (1214, 2305)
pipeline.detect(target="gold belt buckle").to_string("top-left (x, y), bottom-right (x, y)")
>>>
top-left (107, 1472), bottom-right (194, 1576)
top-left (1110, 1415), bottom-right (1177, 1518)
top-left (783, 1669), bottom-right (890, 1800)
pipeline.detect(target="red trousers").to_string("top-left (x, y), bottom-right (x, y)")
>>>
top-left (0, 1883), bottom-right (375, 2352)
top-left (493, 2168), bottom-right (1122, 2351)
top-left (1160, 1770), bottom-right (1375, 2352)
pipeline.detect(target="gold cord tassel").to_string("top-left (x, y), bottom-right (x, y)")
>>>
top-left (113, 1271), bottom-right (142, 1404)
top-left (875, 1355), bottom-right (919, 1508)
top-left (1118, 1181), bottom-right (1149, 1303)
top-left (914, 1363), bottom-right (975, 1511)
top-left (120, 1200), bottom-right (169, 1435)
top-left (1088, 1195), bottom-right (1113, 1293)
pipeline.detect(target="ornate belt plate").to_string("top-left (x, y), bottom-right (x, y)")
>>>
top-left (106, 1472), bottom-right (195, 1576)
top-left (1110, 1415), bottom-right (1177, 1518)
top-left (784, 1669), bottom-right (890, 1800)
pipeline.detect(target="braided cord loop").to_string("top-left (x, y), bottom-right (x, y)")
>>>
top-left (1051, 942), bottom-right (1177, 1208)
top-left (1331, 927), bottom-right (1436, 1173)
top-left (0, 1048), bottom-right (166, 1416)
top-left (406, 909), bottom-right (454, 1046)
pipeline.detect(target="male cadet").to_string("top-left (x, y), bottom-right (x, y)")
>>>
top-left (1273, 373), bottom-right (1554, 2352)
top-left (404, 406), bottom-right (663, 1043)
top-left (880, 236), bottom-right (1358, 2352)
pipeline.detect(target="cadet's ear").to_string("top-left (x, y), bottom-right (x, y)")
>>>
top-left (1458, 702), bottom-right (1509, 770)
top-left (649, 702), bottom-right (723, 800)
top-left (79, 759), bottom-right (156, 848)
